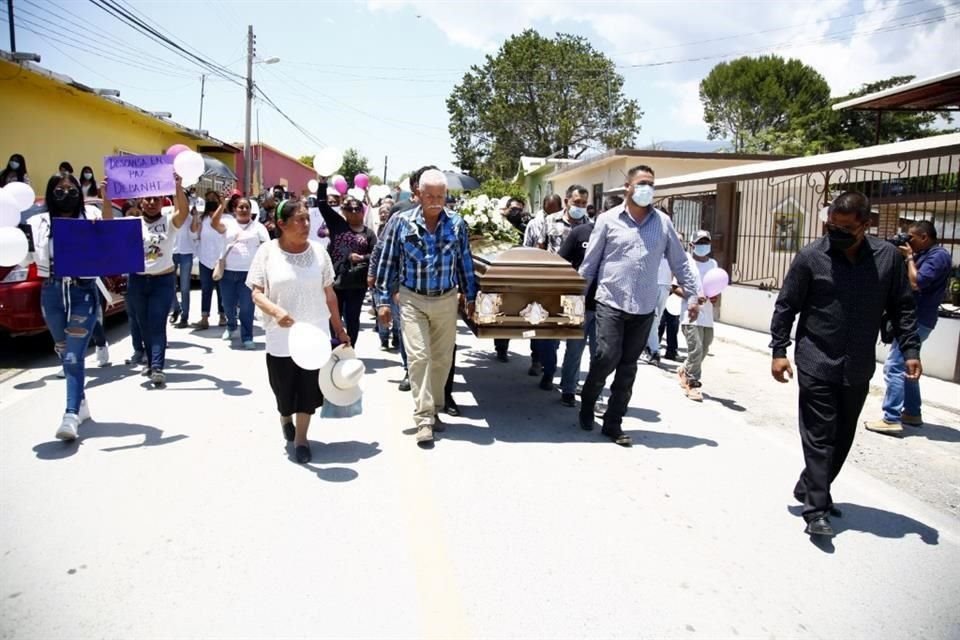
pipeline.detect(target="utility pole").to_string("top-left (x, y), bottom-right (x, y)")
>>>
top-left (8, 0), bottom-right (16, 53)
top-left (243, 25), bottom-right (254, 195)
top-left (198, 74), bottom-right (206, 130)
top-left (383, 155), bottom-right (388, 184)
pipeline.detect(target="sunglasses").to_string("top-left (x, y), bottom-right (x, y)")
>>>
top-left (52, 187), bottom-right (80, 200)
top-left (342, 206), bottom-right (362, 214)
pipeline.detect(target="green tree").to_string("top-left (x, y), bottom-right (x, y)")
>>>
top-left (447, 29), bottom-right (641, 180)
top-left (699, 55), bottom-right (831, 152)
top-left (298, 155), bottom-right (314, 167)
top-left (337, 148), bottom-right (372, 183)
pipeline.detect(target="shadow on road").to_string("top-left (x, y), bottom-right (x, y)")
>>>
top-left (787, 503), bottom-right (939, 547)
top-left (702, 392), bottom-right (748, 413)
top-left (440, 349), bottom-right (719, 449)
top-left (32, 421), bottom-right (188, 459)
top-left (901, 421), bottom-right (960, 444)
top-left (284, 439), bottom-right (382, 482)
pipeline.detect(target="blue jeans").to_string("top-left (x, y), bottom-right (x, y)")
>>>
top-left (560, 310), bottom-right (596, 394)
top-left (532, 339), bottom-right (558, 379)
top-left (198, 262), bottom-right (223, 317)
top-left (91, 290), bottom-right (107, 347)
top-left (221, 269), bottom-right (255, 342)
top-left (378, 295), bottom-right (401, 345)
top-left (126, 273), bottom-right (176, 371)
top-left (882, 324), bottom-right (933, 422)
top-left (40, 278), bottom-right (99, 414)
top-left (648, 285), bottom-right (670, 354)
top-left (170, 253), bottom-right (193, 322)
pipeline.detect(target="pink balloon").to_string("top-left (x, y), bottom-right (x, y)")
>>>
top-left (702, 268), bottom-right (730, 298)
top-left (333, 177), bottom-right (348, 195)
top-left (166, 143), bottom-right (191, 157)
top-left (354, 173), bottom-right (369, 190)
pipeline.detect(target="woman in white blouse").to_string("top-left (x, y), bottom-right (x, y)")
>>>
top-left (247, 199), bottom-right (350, 464)
top-left (217, 197), bottom-right (269, 349)
top-left (191, 190), bottom-right (229, 330)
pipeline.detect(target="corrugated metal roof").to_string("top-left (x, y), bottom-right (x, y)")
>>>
top-left (832, 69), bottom-right (960, 112)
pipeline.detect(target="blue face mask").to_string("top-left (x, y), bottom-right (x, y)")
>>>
top-left (569, 206), bottom-right (587, 220)
top-left (632, 184), bottom-right (654, 207)
top-left (692, 244), bottom-right (711, 257)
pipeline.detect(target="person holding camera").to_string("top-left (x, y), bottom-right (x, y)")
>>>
top-left (865, 220), bottom-right (952, 436)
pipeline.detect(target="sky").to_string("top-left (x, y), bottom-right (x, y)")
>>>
top-left (6, 0), bottom-right (960, 180)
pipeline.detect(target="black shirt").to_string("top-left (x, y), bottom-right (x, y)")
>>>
top-left (770, 235), bottom-right (921, 385)
top-left (558, 221), bottom-right (598, 311)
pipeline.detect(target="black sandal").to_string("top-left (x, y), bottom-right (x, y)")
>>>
top-left (294, 445), bottom-right (312, 464)
top-left (282, 422), bottom-right (295, 442)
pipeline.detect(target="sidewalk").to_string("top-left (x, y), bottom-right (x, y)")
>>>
top-left (713, 322), bottom-right (960, 415)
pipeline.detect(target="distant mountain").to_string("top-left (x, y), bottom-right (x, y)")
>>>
top-left (641, 140), bottom-right (734, 153)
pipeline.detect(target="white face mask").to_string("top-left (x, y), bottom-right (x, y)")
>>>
top-left (9, 161), bottom-right (20, 170)
top-left (631, 184), bottom-right (655, 207)
top-left (693, 244), bottom-right (711, 257)
top-left (568, 206), bottom-right (587, 220)
top-left (83, 172), bottom-right (93, 180)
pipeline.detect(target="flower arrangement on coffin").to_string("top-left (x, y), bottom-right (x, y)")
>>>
top-left (459, 194), bottom-right (520, 256)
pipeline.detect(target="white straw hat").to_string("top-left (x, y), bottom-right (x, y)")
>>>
top-left (318, 345), bottom-right (364, 406)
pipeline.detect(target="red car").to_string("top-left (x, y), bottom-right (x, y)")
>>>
top-left (0, 199), bottom-right (129, 337)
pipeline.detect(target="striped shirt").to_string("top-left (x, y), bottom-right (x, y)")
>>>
top-left (579, 205), bottom-right (698, 315)
top-left (374, 206), bottom-right (478, 307)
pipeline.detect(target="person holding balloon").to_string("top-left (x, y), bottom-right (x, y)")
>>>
top-left (246, 198), bottom-right (350, 464)
top-left (101, 174), bottom-right (190, 387)
top-left (677, 231), bottom-right (725, 402)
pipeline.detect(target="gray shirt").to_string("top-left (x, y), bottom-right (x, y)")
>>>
top-left (579, 205), bottom-right (698, 315)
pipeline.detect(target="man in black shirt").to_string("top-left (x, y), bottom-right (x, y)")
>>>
top-left (770, 191), bottom-right (921, 537)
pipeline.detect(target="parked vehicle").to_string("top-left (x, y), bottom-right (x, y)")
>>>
top-left (0, 199), bottom-right (128, 337)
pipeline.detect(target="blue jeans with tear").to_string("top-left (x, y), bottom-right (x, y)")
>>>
top-left (882, 324), bottom-right (933, 423)
top-left (220, 269), bottom-right (255, 342)
top-left (40, 278), bottom-right (99, 414)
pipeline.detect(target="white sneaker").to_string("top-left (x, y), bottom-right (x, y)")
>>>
top-left (56, 366), bottom-right (66, 379)
top-left (96, 344), bottom-right (110, 366)
top-left (56, 413), bottom-right (80, 441)
top-left (221, 329), bottom-right (239, 341)
top-left (78, 399), bottom-right (91, 423)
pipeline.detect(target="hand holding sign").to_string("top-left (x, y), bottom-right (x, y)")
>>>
top-left (105, 155), bottom-right (176, 200)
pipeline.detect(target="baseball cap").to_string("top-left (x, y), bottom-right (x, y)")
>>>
top-left (692, 230), bottom-right (712, 243)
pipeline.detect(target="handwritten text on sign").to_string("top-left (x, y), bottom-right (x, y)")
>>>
top-left (104, 155), bottom-right (176, 199)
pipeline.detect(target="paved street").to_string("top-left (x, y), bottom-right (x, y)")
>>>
top-left (1, 291), bottom-right (959, 639)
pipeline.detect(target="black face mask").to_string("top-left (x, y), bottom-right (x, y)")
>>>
top-left (51, 194), bottom-right (80, 215)
top-left (205, 200), bottom-right (219, 213)
top-left (506, 207), bottom-right (523, 224)
top-left (827, 226), bottom-right (859, 251)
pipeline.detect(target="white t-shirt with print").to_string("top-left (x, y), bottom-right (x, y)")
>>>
top-left (223, 218), bottom-right (270, 272)
top-left (141, 210), bottom-right (180, 275)
top-left (246, 240), bottom-right (335, 358)
top-left (680, 255), bottom-right (717, 328)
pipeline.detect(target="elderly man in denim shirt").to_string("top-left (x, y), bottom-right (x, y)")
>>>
top-left (865, 220), bottom-right (953, 436)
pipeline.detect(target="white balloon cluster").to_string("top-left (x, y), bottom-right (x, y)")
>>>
top-left (0, 182), bottom-right (35, 266)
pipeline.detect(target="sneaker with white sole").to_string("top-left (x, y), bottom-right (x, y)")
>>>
top-left (242, 340), bottom-right (256, 350)
top-left (56, 413), bottom-right (80, 441)
top-left (150, 370), bottom-right (166, 387)
top-left (95, 344), bottom-right (110, 366)
top-left (221, 328), bottom-right (240, 341)
top-left (56, 366), bottom-right (66, 379)
top-left (78, 399), bottom-right (91, 423)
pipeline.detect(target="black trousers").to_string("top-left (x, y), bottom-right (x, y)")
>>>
top-left (794, 369), bottom-right (870, 521)
top-left (658, 310), bottom-right (679, 354)
top-left (444, 343), bottom-right (455, 398)
top-left (493, 339), bottom-right (538, 363)
top-left (580, 302), bottom-right (654, 430)
top-left (337, 288), bottom-right (366, 348)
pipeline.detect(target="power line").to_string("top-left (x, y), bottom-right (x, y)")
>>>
top-left (254, 85), bottom-right (327, 148)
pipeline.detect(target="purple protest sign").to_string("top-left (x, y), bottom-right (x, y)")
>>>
top-left (51, 218), bottom-right (145, 277)
top-left (104, 155), bottom-right (175, 200)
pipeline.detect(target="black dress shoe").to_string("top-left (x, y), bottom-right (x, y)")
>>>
top-left (601, 427), bottom-right (632, 447)
top-left (804, 516), bottom-right (834, 537)
top-left (444, 397), bottom-right (460, 417)
top-left (560, 393), bottom-right (576, 407)
top-left (794, 492), bottom-right (842, 518)
top-left (294, 445), bottom-right (312, 464)
top-left (398, 374), bottom-right (411, 392)
top-left (578, 410), bottom-right (595, 431)
top-left (282, 422), bottom-right (295, 442)
top-left (496, 351), bottom-right (509, 363)
top-left (528, 363), bottom-right (543, 377)
top-left (538, 376), bottom-right (554, 391)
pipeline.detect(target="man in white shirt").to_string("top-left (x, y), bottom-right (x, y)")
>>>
top-left (678, 230), bottom-right (719, 402)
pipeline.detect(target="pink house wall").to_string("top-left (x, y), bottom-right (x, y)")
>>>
top-left (234, 144), bottom-right (316, 195)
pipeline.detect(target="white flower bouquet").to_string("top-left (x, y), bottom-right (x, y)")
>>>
top-left (459, 194), bottom-right (520, 256)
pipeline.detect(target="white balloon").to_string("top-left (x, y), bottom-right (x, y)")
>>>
top-left (347, 187), bottom-right (365, 201)
top-left (0, 226), bottom-right (29, 266)
top-left (288, 322), bottom-right (332, 371)
top-left (368, 185), bottom-right (389, 203)
top-left (665, 294), bottom-right (682, 316)
top-left (2, 181), bottom-right (36, 211)
top-left (0, 190), bottom-right (20, 228)
top-left (307, 179), bottom-right (319, 193)
top-left (313, 148), bottom-right (342, 177)
top-left (173, 151), bottom-right (205, 183)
